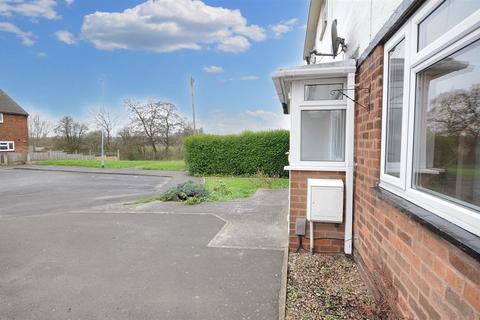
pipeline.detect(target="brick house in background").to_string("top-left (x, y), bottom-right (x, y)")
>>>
top-left (273, 0), bottom-right (479, 318)
top-left (0, 89), bottom-right (29, 153)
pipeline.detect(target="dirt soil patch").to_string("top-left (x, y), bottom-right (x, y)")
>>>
top-left (286, 253), bottom-right (391, 320)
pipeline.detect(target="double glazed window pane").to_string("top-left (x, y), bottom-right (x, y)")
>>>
top-left (0, 142), bottom-right (13, 151)
top-left (385, 39), bottom-right (405, 178)
top-left (305, 83), bottom-right (343, 101)
top-left (418, 0), bottom-right (480, 51)
top-left (413, 40), bottom-right (480, 212)
top-left (301, 110), bottom-right (345, 161)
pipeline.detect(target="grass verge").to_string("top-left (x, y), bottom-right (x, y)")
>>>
top-left (205, 176), bottom-right (289, 201)
top-left (34, 160), bottom-right (186, 171)
top-left (127, 175), bottom-right (289, 205)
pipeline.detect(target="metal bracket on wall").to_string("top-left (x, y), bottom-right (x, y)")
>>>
top-left (330, 85), bottom-right (371, 112)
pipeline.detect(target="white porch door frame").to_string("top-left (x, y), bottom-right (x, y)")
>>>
top-left (273, 61), bottom-right (356, 254)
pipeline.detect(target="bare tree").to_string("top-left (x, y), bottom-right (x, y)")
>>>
top-left (429, 85), bottom-right (480, 139)
top-left (54, 116), bottom-right (88, 153)
top-left (28, 114), bottom-right (51, 151)
top-left (91, 107), bottom-right (117, 150)
top-left (118, 126), bottom-right (147, 159)
top-left (157, 102), bottom-right (186, 156)
top-left (124, 100), bottom-right (185, 158)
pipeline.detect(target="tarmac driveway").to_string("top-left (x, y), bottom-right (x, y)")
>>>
top-left (0, 167), bottom-right (288, 320)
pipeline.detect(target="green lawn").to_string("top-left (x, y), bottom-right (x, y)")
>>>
top-left (205, 176), bottom-right (289, 201)
top-left (127, 176), bottom-right (289, 205)
top-left (35, 160), bottom-right (186, 171)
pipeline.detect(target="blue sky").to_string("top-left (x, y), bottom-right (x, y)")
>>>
top-left (0, 0), bottom-right (309, 133)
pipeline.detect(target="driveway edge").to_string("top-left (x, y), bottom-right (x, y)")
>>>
top-left (13, 166), bottom-right (174, 178)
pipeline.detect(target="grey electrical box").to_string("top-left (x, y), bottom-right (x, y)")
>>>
top-left (295, 218), bottom-right (306, 236)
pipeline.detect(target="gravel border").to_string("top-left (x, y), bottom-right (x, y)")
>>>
top-left (285, 253), bottom-right (393, 320)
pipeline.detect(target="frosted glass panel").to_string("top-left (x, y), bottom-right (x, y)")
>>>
top-left (305, 83), bottom-right (343, 101)
top-left (301, 110), bottom-right (345, 161)
top-left (418, 0), bottom-right (480, 51)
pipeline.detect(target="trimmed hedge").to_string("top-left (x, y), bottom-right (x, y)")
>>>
top-left (183, 130), bottom-right (289, 177)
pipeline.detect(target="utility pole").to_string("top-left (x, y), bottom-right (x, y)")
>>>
top-left (190, 76), bottom-right (196, 133)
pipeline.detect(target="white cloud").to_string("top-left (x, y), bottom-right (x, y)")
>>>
top-left (270, 18), bottom-right (297, 38)
top-left (0, 0), bottom-right (59, 20)
top-left (238, 75), bottom-right (259, 81)
top-left (55, 30), bottom-right (76, 44)
top-left (80, 0), bottom-right (266, 53)
top-left (225, 75), bottom-right (259, 82)
top-left (217, 35), bottom-right (250, 53)
top-left (203, 65), bottom-right (224, 73)
top-left (0, 22), bottom-right (35, 46)
top-left (65, 0), bottom-right (74, 6)
top-left (198, 109), bottom-right (289, 134)
top-left (36, 51), bottom-right (47, 58)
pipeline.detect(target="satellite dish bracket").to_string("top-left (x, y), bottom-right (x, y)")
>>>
top-left (309, 19), bottom-right (347, 59)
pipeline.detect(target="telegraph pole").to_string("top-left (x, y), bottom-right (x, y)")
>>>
top-left (190, 76), bottom-right (196, 133)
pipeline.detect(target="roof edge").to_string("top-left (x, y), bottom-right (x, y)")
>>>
top-left (0, 89), bottom-right (29, 116)
top-left (303, 0), bottom-right (324, 62)
top-left (272, 59), bottom-right (356, 114)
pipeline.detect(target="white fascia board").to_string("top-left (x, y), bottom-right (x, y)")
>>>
top-left (271, 59), bottom-right (357, 114)
top-left (303, 0), bottom-right (324, 61)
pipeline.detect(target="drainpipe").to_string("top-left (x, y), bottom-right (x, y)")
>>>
top-left (344, 72), bottom-right (355, 255)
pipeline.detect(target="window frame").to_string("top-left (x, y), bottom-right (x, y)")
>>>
top-left (379, 0), bottom-right (480, 236)
top-left (0, 141), bottom-right (15, 151)
top-left (380, 26), bottom-right (411, 188)
top-left (290, 77), bottom-right (349, 170)
top-left (0, 113), bottom-right (3, 123)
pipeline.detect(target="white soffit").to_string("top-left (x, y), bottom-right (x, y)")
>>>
top-left (272, 59), bottom-right (356, 114)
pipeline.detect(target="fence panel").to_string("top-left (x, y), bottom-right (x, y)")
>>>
top-left (29, 151), bottom-right (96, 161)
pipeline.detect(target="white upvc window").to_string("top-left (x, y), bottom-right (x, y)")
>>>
top-left (0, 113), bottom-right (3, 123)
top-left (0, 141), bottom-right (15, 151)
top-left (380, 0), bottom-right (480, 236)
top-left (290, 78), bottom-right (349, 170)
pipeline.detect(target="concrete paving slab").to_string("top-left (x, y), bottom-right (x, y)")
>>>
top-left (0, 212), bottom-right (283, 320)
top-left (0, 168), bottom-right (287, 319)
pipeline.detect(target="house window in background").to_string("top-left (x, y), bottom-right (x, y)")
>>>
top-left (0, 141), bottom-right (15, 151)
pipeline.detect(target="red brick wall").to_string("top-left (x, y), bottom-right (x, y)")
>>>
top-left (289, 170), bottom-right (345, 253)
top-left (0, 113), bottom-right (28, 152)
top-left (354, 45), bottom-right (480, 318)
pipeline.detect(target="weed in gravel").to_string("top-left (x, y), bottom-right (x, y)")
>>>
top-left (287, 290), bottom-right (298, 302)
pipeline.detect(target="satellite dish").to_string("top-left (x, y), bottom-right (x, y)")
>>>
top-left (331, 19), bottom-right (346, 57)
top-left (309, 18), bottom-right (346, 60)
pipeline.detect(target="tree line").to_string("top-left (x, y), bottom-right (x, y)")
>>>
top-left (29, 100), bottom-right (197, 160)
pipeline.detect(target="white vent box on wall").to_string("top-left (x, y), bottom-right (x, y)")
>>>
top-left (307, 179), bottom-right (344, 223)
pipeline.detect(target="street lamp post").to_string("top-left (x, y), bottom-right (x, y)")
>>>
top-left (101, 130), bottom-right (105, 169)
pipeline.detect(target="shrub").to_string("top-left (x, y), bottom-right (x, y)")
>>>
top-left (183, 130), bottom-right (289, 177)
top-left (160, 181), bottom-right (209, 202)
